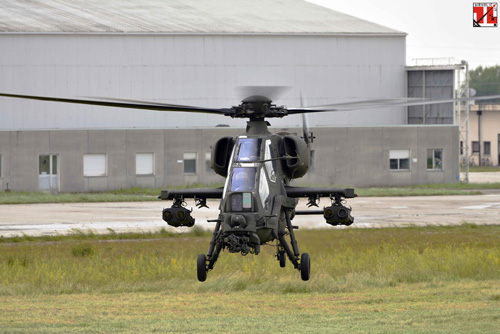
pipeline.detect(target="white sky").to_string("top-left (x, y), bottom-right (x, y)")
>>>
top-left (307, 0), bottom-right (500, 69)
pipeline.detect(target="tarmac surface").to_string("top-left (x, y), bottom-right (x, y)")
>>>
top-left (1, 193), bottom-right (499, 237)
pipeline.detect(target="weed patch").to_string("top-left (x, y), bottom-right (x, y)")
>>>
top-left (71, 244), bottom-right (94, 257)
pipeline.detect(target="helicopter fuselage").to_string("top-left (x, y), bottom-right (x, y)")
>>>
top-left (217, 130), bottom-right (289, 254)
top-left (160, 118), bottom-right (355, 281)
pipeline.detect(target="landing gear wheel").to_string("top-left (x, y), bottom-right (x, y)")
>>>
top-left (197, 254), bottom-right (207, 282)
top-left (300, 253), bottom-right (310, 281)
top-left (278, 251), bottom-right (286, 268)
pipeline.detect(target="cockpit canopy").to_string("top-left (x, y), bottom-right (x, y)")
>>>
top-left (230, 167), bottom-right (257, 192)
top-left (236, 138), bottom-right (261, 162)
top-left (224, 137), bottom-right (274, 213)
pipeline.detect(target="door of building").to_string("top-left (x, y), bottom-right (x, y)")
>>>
top-left (39, 155), bottom-right (59, 192)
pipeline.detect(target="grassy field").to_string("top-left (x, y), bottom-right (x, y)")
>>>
top-left (1, 182), bottom-right (500, 204)
top-left (469, 166), bottom-right (500, 173)
top-left (0, 225), bottom-right (499, 333)
top-left (1, 281), bottom-right (498, 333)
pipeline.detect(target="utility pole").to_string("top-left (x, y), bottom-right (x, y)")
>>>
top-left (458, 60), bottom-right (470, 182)
top-left (465, 61), bottom-right (470, 181)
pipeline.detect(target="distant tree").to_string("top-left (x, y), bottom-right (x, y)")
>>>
top-left (469, 65), bottom-right (500, 101)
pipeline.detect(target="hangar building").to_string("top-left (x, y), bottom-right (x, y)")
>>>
top-left (0, 0), bottom-right (458, 192)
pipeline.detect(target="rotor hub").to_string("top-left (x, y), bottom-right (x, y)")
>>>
top-left (230, 96), bottom-right (288, 119)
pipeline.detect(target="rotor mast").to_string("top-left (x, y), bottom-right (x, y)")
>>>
top-left (234, 95), bottom-right (286, 135)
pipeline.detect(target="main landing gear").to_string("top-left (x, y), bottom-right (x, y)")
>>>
top-left (196, 209), bottom-right (311, 282)
top-left (275, 209), bottom-right (310, 281)
top-left (197, 254), bottom-right (208, 282)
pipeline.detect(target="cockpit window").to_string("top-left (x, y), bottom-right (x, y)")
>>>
top-left (230, 167), bottom-right (257, 192)
top-left (237, 138), bottom-right (262, 162)
top-left (259, 167), bottom-right (271, 211)
top-left (264, 139), bottom-right (277, 182)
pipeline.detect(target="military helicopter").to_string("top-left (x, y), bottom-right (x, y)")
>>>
top-left (1, 90), bottom-right (499, 282)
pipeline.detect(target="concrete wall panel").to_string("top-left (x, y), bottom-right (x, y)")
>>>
top-left (0, 34), bottom-right (406, 130)
top-left (0, 125), bottom-right (458, 192)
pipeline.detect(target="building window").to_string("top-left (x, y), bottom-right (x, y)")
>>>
top-left (472, 141), bottom-right (480, 153)
top-left (84, 154), bottom-right (107, 177)
top-left (460, 141), bottom-right (463, 155)
top-left (484, 142), bottom-right (491, 155)
top-left (39, 155), bottom-right (58, 176)
top-left (389, 150), bottom-right (410, 170)
top-left (427, 149), bottom-right (443, 170)
top-left (184, 153), bottom-right (197, 174)
top-left (136, 153), bottom-right (154, 175)
top-left (205, 152), bottom-right (214, 173)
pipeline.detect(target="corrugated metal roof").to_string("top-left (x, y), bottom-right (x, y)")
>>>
top-left (0, 0), bottom-right (405, 35)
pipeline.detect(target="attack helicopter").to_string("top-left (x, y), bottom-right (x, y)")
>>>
top-left (1, 90), bottom-right (500, 282)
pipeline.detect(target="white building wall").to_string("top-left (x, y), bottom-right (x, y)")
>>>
top-left (0, 33), bottom-right (406, 129)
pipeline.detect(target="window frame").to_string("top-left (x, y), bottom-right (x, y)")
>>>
top-left (183, 152), bottom-right (197, 174)
top-left (83, 154), bottom-right (107, 177)
top-left (389, 149), bottom-right (410, 171)
top-left (484, 141), bottom-right (491, 156)
top-left (236, 138), bottom-right (262, 162)
top-left (230, 167), bottom-right (257, 192)
top-left (136, 153), bottom-right (155, 176)
top-left (472, 141), bottom-right (480, 153)
top-left (427, 148), bottom-right (443, 171)
top-left (205, 152), bottom-right (213, 173)
top-left (39, 155), bottom-right (58, 176)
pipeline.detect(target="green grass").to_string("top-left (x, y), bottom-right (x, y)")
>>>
top-left (0, 184), bottom-right (222, 204)
top-left (0, 190), bottom-right (158, 204)
top-left (1, 182), bottom-right (500, 204)
top-left (356, 182), bottom-right (500, 197)
top-left (0, 281), bottom-right (498, 333)
top-left (0, 225), bottom-right (499, 333)
top-left (0, 226), bottom-right (208, 244)
top-left (1, 225), bottom-right (498, 296)
top-left (469, 166), bottom-right (500, 172)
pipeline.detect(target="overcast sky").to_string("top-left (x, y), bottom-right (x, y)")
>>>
top-left (307, 0), bottom-right (500, 69)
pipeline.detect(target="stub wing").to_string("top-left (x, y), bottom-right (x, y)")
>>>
top-left (285, 186), bottom-right (356, 226)
top-left (285, 186), bottom-right (355, 199)
top-left (160, 187), bottom-right (224, 200)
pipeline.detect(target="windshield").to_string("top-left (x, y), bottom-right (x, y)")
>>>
top-left (259, 167), bottom-right (271, 211)
top-left (264, 139), bottom-right (277, 182)
top-left (237, 138), bottom-right (262, 162)
top-left (230, 167), bottom-right (257, 192)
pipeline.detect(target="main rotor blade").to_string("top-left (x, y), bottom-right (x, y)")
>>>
top-left (301, 97), bottom-right (423, 109)
top-left (83, 96), bottom-right (210, 109)
top-left (0, 93), bottom-right (233, 115)
top-left (288, 95), bottom-right (500, 114)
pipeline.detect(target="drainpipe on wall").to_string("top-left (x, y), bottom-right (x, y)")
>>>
top-left (477, 109), bottom-right (482, 166)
